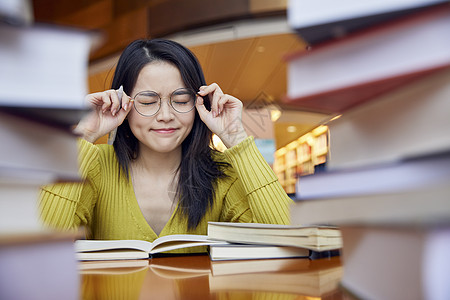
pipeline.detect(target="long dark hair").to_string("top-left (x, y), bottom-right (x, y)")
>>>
top-left (111, 39), bottom-right (228, 230)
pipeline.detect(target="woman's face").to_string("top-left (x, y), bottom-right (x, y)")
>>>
top-left (127, 61), bottom-right (196, 155)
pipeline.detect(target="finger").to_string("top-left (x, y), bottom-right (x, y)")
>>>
top-left (216, 94), bottom-right (230, 115)
top-left (100, 91), bottom-right (114, 113)
top-left (195, 95), bottom-right (210, 120)
top-left (198, 83), bottom-right (218, 94)
top-left (115, 100), bottom-right (132, 121)
top-left (86, 92), bottom-right (106, 107)
top-left (110, 89), bottom-right (121, 116)
top-left (203, 83), bottom-right (224, 117)
top-left (218, 94), bottom-right (242, 115)
top-left (197, 83), bottom-right (223, 99)
top-left (121, 90), bottom-right (133, 112)
top-left (198, 85), bottom-right (208, 93)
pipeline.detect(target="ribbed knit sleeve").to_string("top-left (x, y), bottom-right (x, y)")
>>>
top-left (39, 139), bottom-right (100, 230)
top-left (221, 136), bottom-right (292, 225)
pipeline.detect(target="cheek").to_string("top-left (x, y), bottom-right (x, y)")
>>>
top-left (126, 110), bottom-right (138, 129)
top-left (127, 109), bottom-right (149, 131)
top-left (181, 112), bottom-right (196, 131)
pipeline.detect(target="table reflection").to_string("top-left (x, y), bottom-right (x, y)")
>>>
top-left (80, 254), bottom-right (344, 300)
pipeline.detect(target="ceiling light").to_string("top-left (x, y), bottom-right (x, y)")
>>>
top-left (287, 126), bottom-right (297, 133)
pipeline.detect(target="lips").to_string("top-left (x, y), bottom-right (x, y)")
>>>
top-left (152, 128), bottom-right (177, 134)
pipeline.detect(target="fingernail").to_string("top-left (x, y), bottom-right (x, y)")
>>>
top-left (123, 104), bottom-right (128, 111)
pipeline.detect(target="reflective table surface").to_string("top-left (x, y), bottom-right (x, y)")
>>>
top-left (80, 254), bottom-right (346, 300)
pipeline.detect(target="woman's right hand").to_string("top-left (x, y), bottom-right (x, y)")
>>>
top-left (73, 86), bottom-right (133, 143)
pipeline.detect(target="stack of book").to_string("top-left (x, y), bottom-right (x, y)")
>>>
top-left (74, 222), bottom-right (342, 262)
top-left (0, 2), bottom-right (98, 299)
top-left (206, 222), bottom-right (341, 260)
top-left (287, 1), bottom-right (450, 299)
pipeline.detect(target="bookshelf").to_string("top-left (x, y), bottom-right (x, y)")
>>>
top-left (274, 125), bottom-right (328, 194)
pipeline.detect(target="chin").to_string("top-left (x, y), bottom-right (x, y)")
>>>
top-left (149, 140), bottom-right (182, 153)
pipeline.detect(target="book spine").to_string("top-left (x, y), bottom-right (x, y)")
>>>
top-left (309, 249), bottom-right (341, 260)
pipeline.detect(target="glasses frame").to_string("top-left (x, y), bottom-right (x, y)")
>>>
top-left (132, 87), bottom-right (197, 117)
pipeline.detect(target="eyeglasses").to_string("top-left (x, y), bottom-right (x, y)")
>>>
top-left (132, 88), bottom-right (197, 117)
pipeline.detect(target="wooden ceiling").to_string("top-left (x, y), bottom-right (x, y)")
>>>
top-left (32, 0), bottom-right (330, 148)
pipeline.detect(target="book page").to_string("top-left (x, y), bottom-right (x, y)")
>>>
top-left (74, 239), bottom-right (153, 253)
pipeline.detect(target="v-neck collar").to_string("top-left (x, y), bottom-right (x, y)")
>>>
top-left (125, 172), bottom-right (178, 239)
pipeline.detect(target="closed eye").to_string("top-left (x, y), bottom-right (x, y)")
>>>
top-left (139, 100), bottom-right (158, 106)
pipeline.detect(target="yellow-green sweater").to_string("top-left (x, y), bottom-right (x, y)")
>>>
top-left (39, 136), bottom-right (292, 252)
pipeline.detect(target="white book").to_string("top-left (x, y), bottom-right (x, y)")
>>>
top-left (296, 153), bottom-right (450, 200)
top-left (288, 0), bottom-right (445, 28)
top-left (0, 111), bottom-right (79, 181)
top-left (0, 234), bottom-right (79, 300)
top-left (291, 182), bottom-right (450, 226)
top-left (326, 68), bottom-right (450, 170)
top-left (0, 24), bottom-right (97, 109)
top-left (207, 222), bottom-right (342, 251)
top-left (209, 244), bottom-right (310, 261)
top-left (288, 0), bottom-right (446, 44)
top-left (339, 226), bottom-right (450, 300)
top-left (0, 180), bottom-right (45, 235)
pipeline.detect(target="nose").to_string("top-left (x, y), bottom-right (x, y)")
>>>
top-left (155, 99), bottom-right (174, 122)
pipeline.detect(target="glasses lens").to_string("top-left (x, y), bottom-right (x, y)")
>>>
top-left (171, 88), bottom-right (196, 113)
top-left (134, 91), bottom-right (160, 116)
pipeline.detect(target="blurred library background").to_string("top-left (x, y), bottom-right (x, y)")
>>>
top-left (3, 1), bottom-right (450, 299)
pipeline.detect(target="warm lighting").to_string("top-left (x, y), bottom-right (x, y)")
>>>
top-left (312, 125), bottom-right (328, 136)
top-left (287, 125), bottom-right (297, 133)
top-left (270, 107), bottom-right (282, 122)
top-left (276, 147), bottom-right (287, 156)
top-left (287, 140), bottom-right (298, 150)
top-left (330, 114), bottom-right (342, 122)
top-left (305, 133), bottom-right (315, 145)
top-left (212, 134), bottom-right (226, 152)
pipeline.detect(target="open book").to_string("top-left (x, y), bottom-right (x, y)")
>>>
top-left (75, 234), bottom-right (229, 261)
top-left (207, 222), bottom-right (342, 252)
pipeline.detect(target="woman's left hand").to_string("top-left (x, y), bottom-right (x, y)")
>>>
top-left (196, 83), bottom-right (248, 148)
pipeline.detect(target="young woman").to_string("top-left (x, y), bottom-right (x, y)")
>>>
top-left (39, 39), bottom-right (292, 251)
